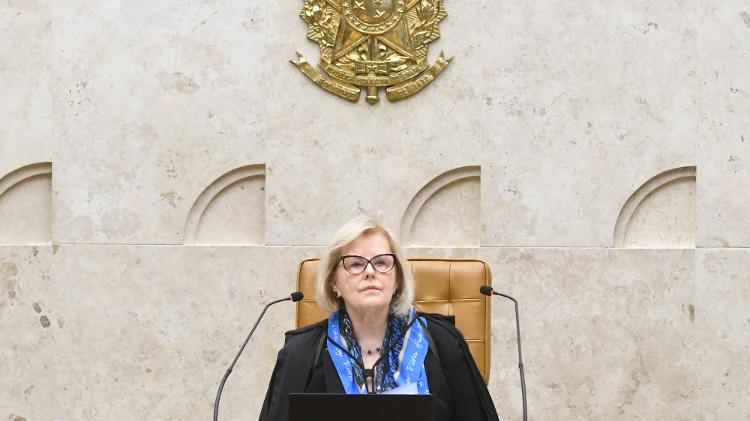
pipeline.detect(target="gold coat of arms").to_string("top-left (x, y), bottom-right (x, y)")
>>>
top-left (292, 0), bottom-right (452, 104)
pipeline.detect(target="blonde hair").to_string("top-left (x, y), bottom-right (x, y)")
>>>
top-left (316, 214), bottom-right (415, 316)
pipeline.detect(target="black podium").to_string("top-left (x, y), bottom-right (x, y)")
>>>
top-left (289, 393), bottom-right (433, 421)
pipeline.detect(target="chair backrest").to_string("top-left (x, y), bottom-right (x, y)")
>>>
top-left (296, 258), bottom-right (492, 384)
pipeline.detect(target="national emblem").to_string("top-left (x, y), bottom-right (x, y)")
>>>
top-left (292, 0), bottom-right (452, 104)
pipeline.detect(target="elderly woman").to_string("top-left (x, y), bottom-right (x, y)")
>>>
top-left (259, 215), bottom-right (499, 421)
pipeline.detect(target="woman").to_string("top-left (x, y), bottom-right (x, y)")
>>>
top-left (259, 215), bottom-right (499, 421)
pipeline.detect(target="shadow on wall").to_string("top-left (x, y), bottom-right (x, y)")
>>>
top-left (183, 164), bottom-right (266, 245)
top-left (400, 166), bottom-right (481, 247)
top-left (0, 162), bottom-right (53, 245)
top-left (613, 166), bottom-right (696, 248)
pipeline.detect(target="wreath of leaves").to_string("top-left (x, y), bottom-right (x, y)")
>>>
top-left (300, 0), bottom-right (337, 48)
top-left (412, 0), bottom-right (446, 47)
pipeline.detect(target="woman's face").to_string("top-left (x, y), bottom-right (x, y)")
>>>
top-left (334, 230), bottom-right (398, 316)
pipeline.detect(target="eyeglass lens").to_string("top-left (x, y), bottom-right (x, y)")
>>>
top-left (342, 254), bottom-right (395, 274)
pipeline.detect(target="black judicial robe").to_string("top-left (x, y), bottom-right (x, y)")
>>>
top-left (258, 313), bottom-right (500, 421)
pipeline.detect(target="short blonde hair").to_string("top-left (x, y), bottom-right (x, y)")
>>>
top-left (316, 214), bottom-right (415, 316)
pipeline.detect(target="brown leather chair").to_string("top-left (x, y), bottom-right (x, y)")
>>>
top-left (296, 258), bottom-right (492, 384)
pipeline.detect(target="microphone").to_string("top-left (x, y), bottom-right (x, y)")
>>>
top-left (480, 285), bottom-right (527, 421)
top-left (213, 291), bottom-right (304, 421)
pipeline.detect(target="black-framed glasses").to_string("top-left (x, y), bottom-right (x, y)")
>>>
top-left (340, 253), bottom-right (396, 274)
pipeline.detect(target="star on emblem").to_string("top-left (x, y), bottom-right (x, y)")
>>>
top-left (332, 0), bottom-right (413, 62)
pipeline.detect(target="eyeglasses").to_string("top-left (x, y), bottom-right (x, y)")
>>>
top-left (340, 253), bottom-right (396, 274)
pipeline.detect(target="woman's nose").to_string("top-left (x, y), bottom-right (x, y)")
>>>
top-left (364, 261), bottom-right (376, 274)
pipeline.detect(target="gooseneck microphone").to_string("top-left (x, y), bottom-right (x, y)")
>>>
top-left (480, 285), bottom-right (527, 421)
top-left (213, 291), bottom-right (304, 421)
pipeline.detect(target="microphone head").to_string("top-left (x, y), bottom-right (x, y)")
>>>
top-left (479, 285), bottom-right (494, 296)
top-left (290, 291), bottom-right (304, 302)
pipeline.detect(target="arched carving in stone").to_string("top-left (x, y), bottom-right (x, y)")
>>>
top-left (0, 162), bottom-right (53, 244)
top-left (613, 166), bottom-right (696, 248)
top-left (183, 164), bottom-right (266, 245)
top-left (400, 166), bottom-right (481, 246)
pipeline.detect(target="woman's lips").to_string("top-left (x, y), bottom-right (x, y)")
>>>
top-left (362, 286), bottom-right (381, 292)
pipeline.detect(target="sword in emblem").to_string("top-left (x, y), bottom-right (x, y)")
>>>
top-left (366, 37), bottom-right (380, 104)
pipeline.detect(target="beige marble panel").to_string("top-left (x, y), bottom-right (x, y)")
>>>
top-left (695, 249), bottom-right (750, 419)
top-left (613, 166), bottom-right (696, 248)
top-left (260, 0), bottom-right (483, 246)
top-left (50, 1), bottom-right (269, 244)
top-left (193, 176), bottom-right (266, 245)
top-left (481, 248), bottom-right (696, 420)
top-left (622, 177), bottom-right (696, 248)
top-left (0, 172), bottom-right (52, 245)
top-left (401, 166), bottom-right (481, 247)
top-left (0, 246), bottom-right (54, 421)
top-left (265, 154), bottom-right (481, 246)
top-left (481, 0), bottom-right (697, 246)
top-left (407, 176), bottom-right (481, 247)
top-left (696, 0), bottom-right (750, 247)
top-left (182, 165), bottom-right (267, 245)
top-left (0, 1), bottom-right (54, 176)
top-left (33, 245), bottom-right (321, 420)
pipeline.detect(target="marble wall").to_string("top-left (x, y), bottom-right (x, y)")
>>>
top-left (1, 0), bottom-right (748, 420)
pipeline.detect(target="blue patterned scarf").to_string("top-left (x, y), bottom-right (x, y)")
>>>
top-left (326, 307), bottom-right (430, 394)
